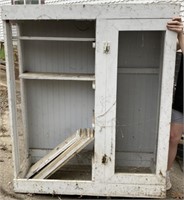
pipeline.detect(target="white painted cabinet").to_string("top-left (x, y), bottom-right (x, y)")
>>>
top-left (2, 3), bottom-right (180, 198)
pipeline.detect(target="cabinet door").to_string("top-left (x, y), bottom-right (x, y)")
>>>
top-left (94, 19), bottom-right (177, 185)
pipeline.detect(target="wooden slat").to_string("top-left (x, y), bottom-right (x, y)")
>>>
top-left (13, 178), bottom-right (165, 198)
top-left (103, 21), bottom-right (118, 180)
top-left (93, 19), bottom-right (107, 182)
top-left (33, 129), bottom-right (94, 179)
top-left (1, 4), bottom-right (180, 20)
top-left (3, 20), bottom-right (20, 178)
top-left (26, 131), bottom-right (81, 179)
top-left (15, 36), bottom-right (95, 42)
top-left (118, 68), bottom-right (159, 74)
top-left (156, 30), bottom-right (177, 175)
top-left (16, 23), bottom-right (31, 178)
top-left (19, 72), bottom-right (95, 81)
top-left (110, 19), bottom-right (170, 31)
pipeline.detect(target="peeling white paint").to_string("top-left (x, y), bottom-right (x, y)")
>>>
top-left (2, 2), bottom-right (180, 198)
top-left (0, 1), bottom-right (184, 40)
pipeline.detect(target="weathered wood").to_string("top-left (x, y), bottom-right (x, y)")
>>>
top-left (16, 23), bottom-right (31, 178)
top-left (13, 178), bottom-right (165, 198)
top-left (155, 30), bottom-right (177, 175)
top-left (33, 129), bottom-right (94, 179)
top-left (92, 19), bottom-right (107, 182)
top-left (100, 18), bottom-right (177, 183)
top-left (3, 20), bottom-right (20, 178)
top-left (3, 3), bottom-right (180, 198)
top-left (29, 148), bottom-right (93, 165)
top-left (1, 4), bottom-right (180, 20)
top-left (15, 36), bottom-right (95, 42)
top-left (109, 19), bottom-right (171, 31)
top-left (103, 20), bottom-right (119, 180)
top-left (26, 148), bottom-right (154, 168)
top-left (26, 131), bottom-right (81, 179)
top-left (19, 72), bottom-right (95, 81)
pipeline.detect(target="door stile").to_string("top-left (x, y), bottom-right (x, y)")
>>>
top-left (155, 30), bottom-right (177, 176)
top-left (93, 19), bottom-right (118, 182)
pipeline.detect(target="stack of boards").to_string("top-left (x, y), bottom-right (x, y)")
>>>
top-left (26, 128), bottom-right (94, 179)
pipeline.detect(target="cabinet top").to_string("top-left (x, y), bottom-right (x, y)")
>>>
top-left (1, 3), bottom-right (180, 20)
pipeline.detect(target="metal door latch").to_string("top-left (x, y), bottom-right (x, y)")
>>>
top-left (103, 42), bottom-right (110, 54)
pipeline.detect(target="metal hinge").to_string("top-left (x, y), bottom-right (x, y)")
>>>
top-left (103, 42), bottom-right (110, 54)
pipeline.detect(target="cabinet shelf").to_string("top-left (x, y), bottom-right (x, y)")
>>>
top-left (19, 72), bottom-right (95, 81)
top-left (15, 36), bottom-right (95, 42)
top-left (118, 67), bottom-right (159, 74)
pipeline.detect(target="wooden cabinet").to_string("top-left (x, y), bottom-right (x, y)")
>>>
top-left (2, 3), bottom-right (180, 198)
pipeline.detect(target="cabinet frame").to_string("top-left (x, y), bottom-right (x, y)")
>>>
top-left (2, 3), bottom-right (180, 198)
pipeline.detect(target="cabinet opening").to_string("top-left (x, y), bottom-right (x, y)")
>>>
top-left (115, 31), bottom-right (165, 173)
top-left (18, 20), bottom-right (95, 74)
top-left (17, 19), bottom-right (95, 180)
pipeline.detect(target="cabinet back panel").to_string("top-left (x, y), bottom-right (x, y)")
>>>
top-left (19, 20), bottom-right (95, 38)
top-left (25, 80), bottom-right (94, 149)
top-left (19, 20), bottom-right (95, 74)
top-left (116, 73), bottom-right (159, 153)
top-left (22, 40), bottom-right (95, 74)
top-left (115, 31), bottom-right (163, 168)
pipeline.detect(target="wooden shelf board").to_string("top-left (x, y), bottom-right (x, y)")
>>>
top-left (19, 72), bottom-right (95, 81)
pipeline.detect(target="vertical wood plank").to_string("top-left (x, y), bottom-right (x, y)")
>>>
top-left (104, 24), bottom-right (118, 179)
top-left (93, 19), bottom-right (118, 181)
top-left (3, 20), bottom-right (20, 178)
top-left (16, 23), bottom-right (31, 178)
top-left (156, 30), bottom-right (177, 176)
top-left (153, 32), bottom-right (165, 169)
top-left (92, 19), bottom-right (107, 182)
